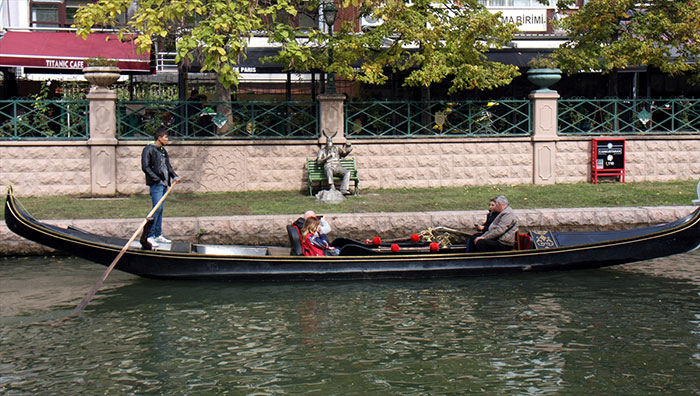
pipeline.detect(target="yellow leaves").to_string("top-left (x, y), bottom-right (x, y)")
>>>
top-left (215, 22), bottom-right (230, 31)
top-left (134, 35), bottom-right (153, 50)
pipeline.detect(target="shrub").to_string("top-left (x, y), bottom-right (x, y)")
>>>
top-left (528, 55), bottom-right (559, 69)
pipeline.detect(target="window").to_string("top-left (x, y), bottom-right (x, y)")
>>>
top-left (298, 8), bottom-right (318, 29)
top-left (275, 4), bottom-right (318, 30)
top-left (31, 3), bottom-right (59, 27)
top-left (30, 0), bottom-right (100, 28)
top-left (66, 0), bottom-right (86, 24)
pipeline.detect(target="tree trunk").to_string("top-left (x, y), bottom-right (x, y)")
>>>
top-left (215, 78), bottom-right (233, 135)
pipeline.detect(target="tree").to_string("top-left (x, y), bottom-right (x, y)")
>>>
top-left (75, 0), bottom-right (300, 88)
top-left (76, 0), bottom-right (305, 133)
top-left (74, 0), bottom-right (521, 94)
top-left (276, 0), bottom-right (521, 94)
top-left (553, 0), bottom-right (700, 84)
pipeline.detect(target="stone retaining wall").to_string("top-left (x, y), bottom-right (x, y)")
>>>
top-left (2, 136), bottom-right (699, 197)
top-left (0, 143), bottom-right (93, 196)
top-left (1, 206), bottom-right (694, 256)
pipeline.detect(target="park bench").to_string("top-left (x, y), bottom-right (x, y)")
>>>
top-left (306, 158), bottom-right (360, 196)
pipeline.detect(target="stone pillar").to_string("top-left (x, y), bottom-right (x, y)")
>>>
top-left (530, 90), bottom-right (560, 185)
top-left (87, 87), bottom-right (118, 195)
top-left (318, 93), bottom-right (346, 143)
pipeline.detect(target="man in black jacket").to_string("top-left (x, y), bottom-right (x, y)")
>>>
top-left (141, 128), bottom-right (180, 248)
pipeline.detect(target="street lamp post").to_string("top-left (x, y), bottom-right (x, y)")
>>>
top-left (322, 2), bottom-right (338, 94)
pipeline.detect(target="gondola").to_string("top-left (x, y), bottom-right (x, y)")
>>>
top-left (5, 186), bottom-right (700, 281)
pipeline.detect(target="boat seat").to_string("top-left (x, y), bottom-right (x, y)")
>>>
top-left (267, 246), bottom-right (293, 256)
top-left (287, 224), bottom-right (303, 256)
top-left (514, 233), bottom-right (531, 250)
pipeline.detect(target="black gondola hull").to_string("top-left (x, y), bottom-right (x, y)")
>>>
top-left (6, 187), bottom-right (700, 281)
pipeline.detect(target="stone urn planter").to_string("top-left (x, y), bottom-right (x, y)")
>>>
top-left (82, 66), bottom-right (121, 88)
top-left (527, 68), bottom-right (562, 92)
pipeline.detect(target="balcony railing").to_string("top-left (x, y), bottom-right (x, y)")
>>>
top-left (156, 52), bottom-right (178, 73)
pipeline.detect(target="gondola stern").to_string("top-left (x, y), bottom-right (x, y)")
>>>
top-left (5, 185), bottom-right (38, 233)
top-left (5, 185), bottom-right (23, 233)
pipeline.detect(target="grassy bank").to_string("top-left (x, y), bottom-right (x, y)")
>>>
top-left (3, 180), bottom-right (698, 220)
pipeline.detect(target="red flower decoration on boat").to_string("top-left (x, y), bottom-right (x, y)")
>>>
top-left (410, 234), bottom-right (420, 242)
top-left (391, 244), bottom-right (400, 252)
top-left (373, 237), bottom-right (382, 245)
top-left (363, 239), bottom-right (371, 244)
top-left (429, 242), bottom-right (439, 252)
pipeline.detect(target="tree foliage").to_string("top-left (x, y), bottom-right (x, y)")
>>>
top-left (74, 0), bottom-right (298, 88)
top-left (554, 0), bottom-right (700, 84)
top-left (277, 0), bottom-right (520, 94)
top-left (74, 0), bottom-right (521, 92)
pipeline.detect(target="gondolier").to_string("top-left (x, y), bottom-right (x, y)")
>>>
top-left (141, 127), bottom-right (180, 248)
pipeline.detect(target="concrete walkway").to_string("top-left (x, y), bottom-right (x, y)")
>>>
top-left (2, 206), bottom-right (696, 256)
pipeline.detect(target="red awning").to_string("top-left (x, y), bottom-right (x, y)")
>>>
top-left (0, 31), bottom-right (153, 73)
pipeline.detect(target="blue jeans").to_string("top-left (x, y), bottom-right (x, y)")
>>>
top-left (149, 184), bottom-right (167, 238)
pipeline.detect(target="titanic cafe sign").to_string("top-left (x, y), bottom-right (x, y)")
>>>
top-left (492, 8), bottom-right (548, 32)
top-left (45, 59), bottom-right (86, 69)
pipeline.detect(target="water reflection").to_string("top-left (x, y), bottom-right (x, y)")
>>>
top-left (1, 253), bottom-right (699, 395)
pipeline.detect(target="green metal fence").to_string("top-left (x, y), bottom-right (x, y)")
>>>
top-left (559, 98), bottom-right (700, 135)
top-left (345, 100), bottom-right (531, 138)
top-left (8, 97), bottom-right (699, 141)
top-left (0, 100), bottom-right (89, 140)
top-left (117, 100), bottom-right (318, 139)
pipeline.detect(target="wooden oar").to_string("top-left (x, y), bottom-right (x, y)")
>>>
top-left (68, 182), bottom-right (178, 318)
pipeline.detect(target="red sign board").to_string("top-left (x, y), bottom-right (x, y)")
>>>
top-left (591, 138), bottom-right (625, 183)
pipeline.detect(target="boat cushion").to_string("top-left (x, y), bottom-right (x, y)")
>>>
top-left (514, 233), bottom-right (532, 250)
top-left (287, 224), bottom-right (303, 256)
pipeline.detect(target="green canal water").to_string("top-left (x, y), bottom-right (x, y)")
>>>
top-left (1, 253), bottom-right (699, 395)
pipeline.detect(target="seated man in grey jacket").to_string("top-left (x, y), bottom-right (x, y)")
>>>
top-left (468, 195), bottom-right (518, 252)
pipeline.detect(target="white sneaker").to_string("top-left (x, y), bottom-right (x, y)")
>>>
top-left (146, 237), bottom-right (159, 248)
top-left (155, 235), bottom-right (171, 243)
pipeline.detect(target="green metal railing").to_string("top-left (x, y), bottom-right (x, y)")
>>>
top-left (559, 98), bottom-right (700, 135)
top-left (0, 100), bottom-right (89, 140)
top-left (117, 100), bottom-right (318, 139)
top-left (345, 100), bottom-right (531, 138)
top-left (8, 97), bottom-right (699, 141)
